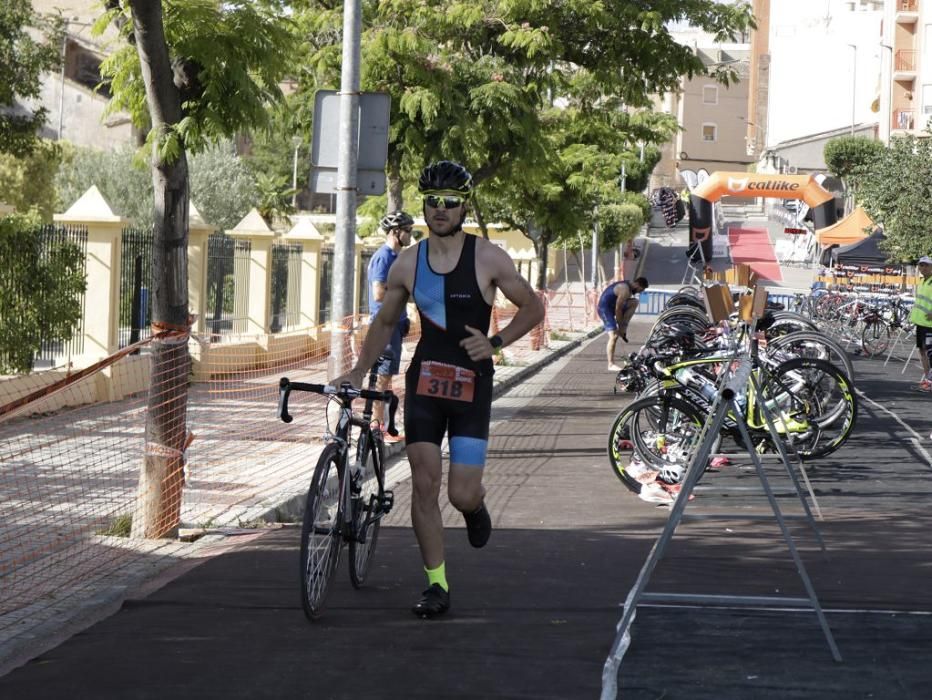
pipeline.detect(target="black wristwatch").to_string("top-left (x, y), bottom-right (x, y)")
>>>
top-left (489, 334), bottom-right (504, 350)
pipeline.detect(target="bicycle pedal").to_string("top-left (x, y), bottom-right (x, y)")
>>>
top-left (380, 490), bottom-right (395, 514)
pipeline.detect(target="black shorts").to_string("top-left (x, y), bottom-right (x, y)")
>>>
top-left (917, 325), bottom-right (932, 351)
top-left (404, 360), bottom-right (494, 467)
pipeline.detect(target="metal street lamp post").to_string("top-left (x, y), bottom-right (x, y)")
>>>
top-left (848, 44), bottom-right (857, 136)
top-left (291, 136), bottom-right (302, 209)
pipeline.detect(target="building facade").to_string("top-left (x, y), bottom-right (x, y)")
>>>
top-left (29, 0), bottom-right (139, 149)
top-left (879, 0), bottom-right (932, 142)
top-left (762, 0), bottom-right (884, 148)
top-left (652, 44), bottom-right (753, 189)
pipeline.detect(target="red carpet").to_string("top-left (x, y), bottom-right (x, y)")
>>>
top-left (728, 226), bottom-right (782, 282)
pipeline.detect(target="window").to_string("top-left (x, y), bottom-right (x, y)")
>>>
top-left (702, 123), bottom-right (717, 142)
top-left (702, 86), bottom-right (718, 105)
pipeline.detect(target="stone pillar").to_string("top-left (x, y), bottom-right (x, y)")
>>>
top-left (227, 208), bottom-right (275, 335)
top-left (54, 186), bottom-right (127, 361)
top-left (283, 216), bottom-right (325, 329)
top-left (186, 202), bottom-right (217, 335)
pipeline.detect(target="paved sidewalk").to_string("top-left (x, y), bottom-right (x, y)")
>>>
top-left (2, 317), bottom-right (931, 699)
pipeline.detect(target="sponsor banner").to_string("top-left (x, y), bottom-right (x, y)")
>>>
top-left (835, 263), bottom-right (904, 275)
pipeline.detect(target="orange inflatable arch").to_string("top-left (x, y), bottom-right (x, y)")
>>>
top-left (687, 172), bottom-right (838, 262)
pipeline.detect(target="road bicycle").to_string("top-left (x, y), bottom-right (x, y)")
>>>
top-left (277, 363), bottom-right (396, 620)
top-left (609, 340), bottom-right (857, 492)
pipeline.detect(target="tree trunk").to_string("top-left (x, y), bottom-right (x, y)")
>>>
top-left (472, 197), bottom-right (491, 240)
top-left (129, 0), bottom-right (191, 539)
top-left (533, 234), bottom-right (549, 291)
top-left (386, 150), bottom-right (404, 212)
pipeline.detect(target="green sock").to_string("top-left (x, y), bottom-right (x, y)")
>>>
top-left (425, 562), bottom-right (448, 592)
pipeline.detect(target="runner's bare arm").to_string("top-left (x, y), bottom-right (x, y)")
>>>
top-left (332, 256), bottom-right (412, 386)
top-left (461, 244), bottom-right (544, 360)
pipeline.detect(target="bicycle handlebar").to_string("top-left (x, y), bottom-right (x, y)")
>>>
top-left (277, 377), bottom-right (393, 423)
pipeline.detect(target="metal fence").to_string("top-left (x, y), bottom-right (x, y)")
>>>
top-left (269, 242), bottom-right (302, 333)
top-left (319, 248), bottom-right (334, 325)
top-left (634, 290), bottom-right (801, 316)
top-left (34, 224), bottom-right (89, 368)
top-left (205, 233), bottom-right (250, 336)
top-left (358, 249), bottom-right (373, 316)
top-left (118, 226), bottom-right (154, 348)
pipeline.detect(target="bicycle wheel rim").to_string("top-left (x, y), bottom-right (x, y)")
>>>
top-left (629, 394), bottom-right (708, 481)
top-left (349, 438), bottom-right (384, 588)
top-left (300, 445), bottom-right (344, 620)
top-left (607, 406), bottom-right (643, 493)
top-left (762, 358), bottom-right (857, 459)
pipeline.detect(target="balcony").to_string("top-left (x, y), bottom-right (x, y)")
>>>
top-left (894, 49), bottom-right (917, 72)
top-left (896, 0), bottom-right (919, 21)
top-left (893, 108), bottom-right (916, 131)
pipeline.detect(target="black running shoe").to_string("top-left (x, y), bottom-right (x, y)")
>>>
top-left (464, 502), bottom-right (492, 548)
top-left (412, 584), bottom-right (450, 619)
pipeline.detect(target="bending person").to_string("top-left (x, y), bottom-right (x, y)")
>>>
top-left (599, 277), bottom-right (649, 371)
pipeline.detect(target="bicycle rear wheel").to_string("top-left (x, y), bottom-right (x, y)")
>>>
top-left (348, 434), bottom-right (385, 589)
top-left (300, 443), bottom-right (344, 620)
top-left (860, 320), bottom-right (892, 356)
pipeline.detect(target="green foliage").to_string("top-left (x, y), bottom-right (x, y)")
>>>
top-left (0, 140), bottom-right (64, 221)
top-left (55, 145), bottom-right (153, 225)
top-left (295, 0), bottom-right (751, 205)
top-left (189, 143), bottom-right (259, 231)
top-left (0, 1), bottom-right (63, 157)
top-left (857, 136), bottom-right (932, 262)
top-left (56, 143), bottom-right (258, 229)
top-left (242, 100), bottom-right (308, 198)
top-left (254, 172), bottom-right (296, 226)
top-left (96, 0), bottom-right (296, 158)
top-left (598, 203), bottom-right (645, 249)
top-left (98, 513), bottom-right (133, 537)
top-left (0, 213), bottom-right (86, 374)
top-left (823, 136), bottom-right (884, 188)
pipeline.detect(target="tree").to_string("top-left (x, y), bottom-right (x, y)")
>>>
top-left (55, 145), bottom-right (153, 224)
top-left (0, 213), bottom-right (86, 374)
top-left (188, 143), bottom-right (258, 231)
top-left (823, 136), bottom-right (884, 194)
top-left (96, 0), bottom-right (294, 538)
top-left (0, 140), bottom-right (63, 220)
top-left (296, 1), bottom-right (753, 214)
top-left (856, 136), bottom-right (932, 262)
top-left (0, 1), bottom-right (62, 157)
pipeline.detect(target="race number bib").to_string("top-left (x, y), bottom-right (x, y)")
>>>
top-left (416, 361), bottom-right (475, 402)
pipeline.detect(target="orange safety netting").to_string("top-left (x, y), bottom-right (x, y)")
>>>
top-left (0, 288), bottom-right (599, 647)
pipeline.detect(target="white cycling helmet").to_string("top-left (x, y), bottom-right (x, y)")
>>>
top-left (379, 210), bottom-right (415, 233)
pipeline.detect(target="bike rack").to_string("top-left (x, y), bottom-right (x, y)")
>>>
top-left (600, 336), bottom-right (841, 700)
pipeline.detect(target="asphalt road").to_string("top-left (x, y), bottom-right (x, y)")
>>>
top-left (1, 323), bottom-right (930, 700)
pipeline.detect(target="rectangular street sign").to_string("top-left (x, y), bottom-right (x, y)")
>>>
top-left (310, 90), bottom-right (390, 194)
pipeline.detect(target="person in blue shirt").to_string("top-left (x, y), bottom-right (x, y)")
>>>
top-left (367, 211), bottom-right (415, 439)
top-left (599, 276), bottom-right (649, 371)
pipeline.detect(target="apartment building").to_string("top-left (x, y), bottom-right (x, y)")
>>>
top-left (29, 0), bottom-right (139, 149)
top-left (879, 0), bottom-right (932, 141)
top-left (652, 44), bottom-right (753, 189)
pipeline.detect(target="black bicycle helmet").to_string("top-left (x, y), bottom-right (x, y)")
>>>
top-left (379, 210), bottom-right (415, 232)
top-left (417, 160), bottom-right (474, 197)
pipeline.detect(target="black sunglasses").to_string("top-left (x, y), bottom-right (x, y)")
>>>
top-left (424, 194), bottom-right (465, 210)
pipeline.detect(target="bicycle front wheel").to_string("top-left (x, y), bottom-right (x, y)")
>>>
top-left (348, 434), bottom-right (385, 589)
top-left (300, 443), bottom-right (345, 620)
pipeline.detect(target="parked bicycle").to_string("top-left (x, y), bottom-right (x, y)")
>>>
top-left (277, 360), bottom-right (397, 620)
